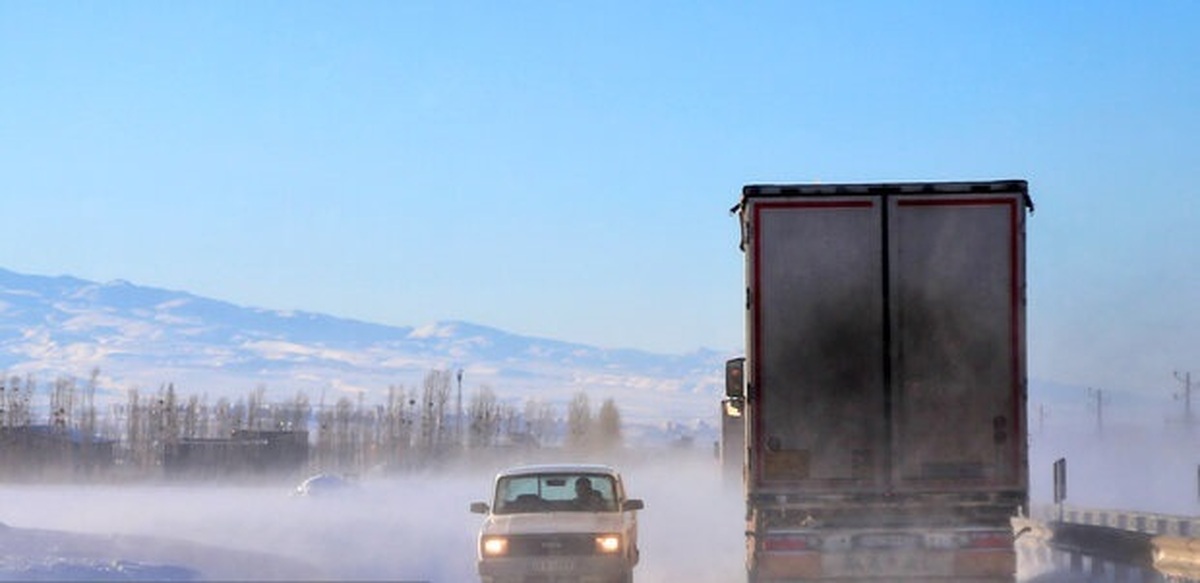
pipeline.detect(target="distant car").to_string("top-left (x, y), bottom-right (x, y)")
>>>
top-left (470, 463), bottom-right (644, 583)
top-left (293, 472), bottom-right (353, 497)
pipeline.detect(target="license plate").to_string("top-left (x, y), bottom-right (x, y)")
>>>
top-left (855, 533), bottom-right (919, 549)
top-left (826, 551), bottom-right (952, 577)
top-left (532, 558), bottom-right (577, 573)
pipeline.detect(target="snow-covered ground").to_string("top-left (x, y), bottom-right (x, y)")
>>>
top-left (1, 430), bottom-right (1181, 582)
top-left (0, 449), bottom-right (744, 581)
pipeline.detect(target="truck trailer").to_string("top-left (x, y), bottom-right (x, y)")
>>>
top-left (729, 180), bottom-right (1032, 582)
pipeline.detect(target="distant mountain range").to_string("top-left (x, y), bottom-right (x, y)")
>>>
top-left (1, 267), bottom-right (1177, 447)
top-left (0, 268), bottom-right (733, 439)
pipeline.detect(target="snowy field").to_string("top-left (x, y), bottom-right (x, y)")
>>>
top-left (0, 450), bottom-right (744, 582)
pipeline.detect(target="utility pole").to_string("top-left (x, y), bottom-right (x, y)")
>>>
top-left (1087, 387), bottom-right (1106, 437)
top-left (1174, 371), bottom-right (1194, 429)
top-left (456, 368), bottom-right (464, 448)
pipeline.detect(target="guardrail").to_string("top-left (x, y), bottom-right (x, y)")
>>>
top-left (1021, 505), bottom-right (1200, 582)
top-left (1052, 506), bottom-right (1200, 539)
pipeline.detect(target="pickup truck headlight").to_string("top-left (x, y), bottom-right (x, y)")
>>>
top-left (481, 536), bottom-right (508, 556)
top-left (595, 534), bottom-right (622, 554)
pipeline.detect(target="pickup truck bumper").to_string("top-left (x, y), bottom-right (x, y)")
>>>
top-left (478, 555), bottom-right (632, 583)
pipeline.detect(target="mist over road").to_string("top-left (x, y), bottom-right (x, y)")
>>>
top-left (0, 449), bottom-right (743, 581)
top-left (4, 440), bottom-right (1164, 582)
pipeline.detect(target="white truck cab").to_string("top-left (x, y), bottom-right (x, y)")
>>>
top-left (470, 463), bottom-right (644, 583)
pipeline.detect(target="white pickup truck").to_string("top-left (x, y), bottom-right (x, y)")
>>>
top-left (470, 463), bottom-right (644, 583)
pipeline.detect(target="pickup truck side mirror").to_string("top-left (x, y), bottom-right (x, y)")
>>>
top-left (622, 499), bottom-right (644, 511)
top-left (470, 502), bottom-right (489, 514)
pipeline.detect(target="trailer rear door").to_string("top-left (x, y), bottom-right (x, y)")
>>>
top-left (743, 182), bottom-right (1028, 494)
top-left (888, 194), bottom-right (1026, 490)
top-left (750, 198), bottom-right (887, 488)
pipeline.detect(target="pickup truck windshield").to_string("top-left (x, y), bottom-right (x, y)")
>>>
top-left (494, 473), bottom-right (618, 514)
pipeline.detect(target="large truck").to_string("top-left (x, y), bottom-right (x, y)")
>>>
top-left (728, 181), bottom-right (1032, 582)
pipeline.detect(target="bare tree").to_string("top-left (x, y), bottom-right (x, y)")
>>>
top-left (81, 367), bottom-right (99, 439)
top-left (380, 384), bottom-right (414, 468)
top-left (566, 391), bottom-right (592, 450)
top-left (50, 376), bottom-right (75, 431)
top-left (520, 398), bottom-right (553, 446)
top-left (314, 390), bottom-right (334, 470)
top-left (289, 391), bottom-right (310, 432)
top-left (327, 395), bottom-right (355, 472)
top-left (126, 388), bottom-right (153, 471)
top-left (467, 385), bottom-right (501, 449)
top-left (213, 397), bottom-right (233, 437)
top-left (0, 368), bottom-right (635, 479)
top-left (247, 385), bottom-right (268, 431)
top-left (596, 397), bottom-right (622, 451)
top-left (183, 395), bottom-right (200, 439)
top-left (355, 391), bottom-right (367, 471)
top-left (160, 383), bottom-right (180, 449)
top-left (73, 369), bottom-right (101, 475)
top-left (524, 398), bottom-right (558, 447)
top-left (419, 369), bottom-right (454, 454)
top-left (195, 394), bottom-right (212, 439)
top-left (4, 375), bottom-right (35, 428)
top-left (498, 402), bottom-right (520, 443)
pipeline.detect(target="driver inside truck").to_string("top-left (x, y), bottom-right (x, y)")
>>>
top-left (573, 477), bottom-right (606, 510)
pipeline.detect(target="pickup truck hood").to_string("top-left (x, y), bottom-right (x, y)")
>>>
top-left (483, 512), bottom-right (627, 536)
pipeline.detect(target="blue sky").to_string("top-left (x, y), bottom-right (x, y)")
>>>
top-left (1, 1), bottom-right (1198, 396)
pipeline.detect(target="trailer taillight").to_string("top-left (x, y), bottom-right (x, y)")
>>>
top-left (965, 532), bottom-right (1012, 549)
top-left (761, 534), bottom-right (818, 552)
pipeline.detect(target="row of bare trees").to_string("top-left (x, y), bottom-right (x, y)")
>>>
top-left (1, 369), bottom-right (624, 476)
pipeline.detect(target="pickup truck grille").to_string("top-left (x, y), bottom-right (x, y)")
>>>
top-left (504, 534), bottom-right (599, 556)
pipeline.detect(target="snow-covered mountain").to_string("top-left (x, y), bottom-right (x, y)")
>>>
top-left (0, 268), bottom-right (734, 433)
top-left (5, 266), bottom-right (1172, 445)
